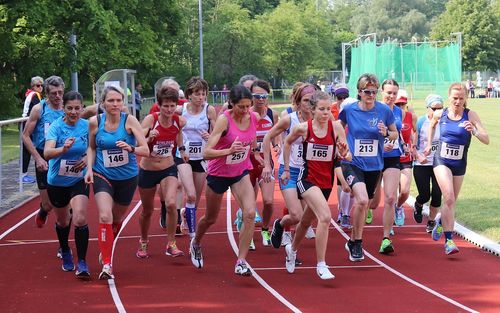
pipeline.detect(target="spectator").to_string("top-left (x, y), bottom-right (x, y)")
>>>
top-left (21, 76), bottom-right (44, 183)
top-left (134, 83), bottom-right (143, 120)
top-left (466, 80), bottom-right (475, 98)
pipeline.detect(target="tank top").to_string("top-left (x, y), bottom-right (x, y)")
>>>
top-left (149, 113), bottom-right (180, 158)
top-left (207, 110), bottom-right (257, 177)
top-left (298, 120), bottom-right (336, 189)
top-left (434, 108), bottom-right (472, 169)
top-left (254, 108), bottom-right (274, 153)
top-left (93, 112), bottom-right (138, 180)
top-left (399, 110), bottom-right (414, 163)
top-left (383, 104), bottom-right (403, 158)
top-left (33, 100), bottom-right (64, 150)
top-left (46, 117), bottom-right (89, 187)
top-left (414, 115), bottom-right (440, 166)
top-left (278, 111), bottom-right (304, 168)
top-left (175, 103), bottom-right (210, 160)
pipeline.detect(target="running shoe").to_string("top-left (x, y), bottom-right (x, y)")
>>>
top-left (35, 207), bottom-right (48, 228)
top-left (165, 242), bottom-right (184, 257)
top-left (395, 205), bottom-right (405, 226)
top-left (285, 244), bottom-right (296, 273)
top-left (341, 215), bottom-right (351, 229)
top-left (316, 265), bottom-right (335, 280)
top-left (365, 209), bottom-right (373, 224)
top-left (234, 260), bottom-right (252, 276)
top-left (136, 240), bottom-right (149, 259)
top-left (189, 238), bottom-right (203, 268)
top-left (261, 230), bottom-right (271, 247)
top-left (57, 248), bottom-right (62, 259)
top-left (413, 201), bottom-right (423, 223)
top-left (99, 264), bottom-right (114, 280)
top-left (75, 260), bottom-right (91, 279)
top-left (22, 174), bottom-right (36, 184)
top-left (379, 238), bottom-right (394, 254)
top-left (281, 231), bottom-right (292, 247)
top-left (234, 208), bottom-right (243, 232)
top-left (254, 209), bottom-right (263, 224)
top-left (444, 239), bottom-right (459, 255)
top-left (61, 250), bottom-right (75, 272)
top-left (426, 220), bottom-right (436, 234)
top-left (337, 212), bottom-right (343, 223)
top-left (159, 206), bottom-right (167, 229)
top-left (345, 240), bottom-right (364, 262)
top-left (305, 226), bottom-right (316, 239)
top-left (390, 227), bottom-right (395, 236)
top-left (249, 238), bottom-right (256, 251)
top-left (270, 219), bottom-right (284, 249)
top-left (180, 208), bottom-right (189, 235)
top-left (432, 219), bottom-right (443, 241)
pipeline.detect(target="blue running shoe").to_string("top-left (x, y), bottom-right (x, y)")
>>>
top-left (22, 174), bottom-right (36, 184)
top-left (75, 260), bottom-right (90, 279)
top-left (234, 208), bottom-right (243, 232)
top-left (445, 239), bottom-right (459, 255)
top-left (395, 205), bottom-right (405, 226)
top-left (254, 209), bottom-right (262, 224)
top-left (432, 219), bottom-right (443, 241)
top-left (61, 250), bottom-right (75, 272)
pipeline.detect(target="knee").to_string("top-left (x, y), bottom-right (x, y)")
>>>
top-left (186, 193), bottom-right (196, 204)
top-left (385, 194), bottom-right (396, 206)
top-left (317, 210), bottom-right (332, 225)
top-left (443, 196), bottom-right (455, 209)
top-left (289, 210), bottom-right (303, 224)
top-left (242, 208), bottom-right (256, 223)
top-left (72, 215), bottom-right (87, 227)
top-left (357, 198), bottom-right (369, 209)
top-left (263, 199), bottom-right (273, 209)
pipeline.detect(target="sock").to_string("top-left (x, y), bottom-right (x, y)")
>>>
top-left (55, 223), bottom-right (71, 253)
top-left (98, 223), bottom-right (114, 265)
top-left (444, 231), bottom-right (453, 241)
top-left (185, 202), bottom-right (196, 234)
top-left (262, 227), bottom-right (269, 232)
top-left (383, 237), bottom-right (390, 241)
top-left (161, 201), bottom-right (166, 211)
top-left (177, 208), bottom-right (182, 225)
top-left (74, 225), bottom-right (89, 261)
top-left (317, 261), bottom-right (326, 267)
top-left (355, 239), bottom-right (362, 243)
top-left (112, 221), bottom-right (122, 238)
top-left (283, 207), bottom-right (291, 232)
top-left (339, 191), bottom-right (350, 216)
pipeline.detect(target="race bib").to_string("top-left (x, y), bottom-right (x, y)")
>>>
top-left (226, 146), bottom-right (250, 165)
top-left (384, 137), bottom-right (400, 150)
top-left (188, 141), bottom-right (204, 159)
top-left (305, 143), bottom-right (333, 161)
top-left (44, 123), bottom-right (50, 136)
top-left (255, 139), bottom-right (263, 152)
top-left (354, 139), bottom-right (378, 157)
top-left (103, 149), bottom-right (129, 167)
top-left (431, 141), bottom-right (439, 153)
top-left (58, 159), bottom-right (83, 177)
top-left (290, 144), bottom-right (303, 164)
top-left (152, 144), bottom-right (173, 158)
top-left (440, 143), bottom-right (464, 160)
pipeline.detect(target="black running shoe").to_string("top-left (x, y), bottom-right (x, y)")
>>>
top-left (159, 206), bottom-right (167, 229)
top-left (345, 240), bottom-right (364, 262)
top-left (270, 219), bottom-right (284, 249)
top-left (426, 220), bottom-right (436, 233)
top-left (413, 201), bottom-right (423, 223)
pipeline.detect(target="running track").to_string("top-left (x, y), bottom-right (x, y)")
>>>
top-left (1, 184), bottom-right (499, 313)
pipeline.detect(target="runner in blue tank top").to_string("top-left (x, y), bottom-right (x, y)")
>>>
top-left (84, 85), bottom-right (149, 280)
top-left (339, 73), bottom-right (397, 262)
top-left (424, 83), bottom-right (489, 255)
top-left (44, 91), bottom-right (91, 278)
top-left (22, 76), bottom-right (65, 229)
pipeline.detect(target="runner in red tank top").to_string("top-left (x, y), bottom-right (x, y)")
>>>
top-left (137, 86), bottom-right (188, 259)
top-left (282, 91), bottom-right (350, 280)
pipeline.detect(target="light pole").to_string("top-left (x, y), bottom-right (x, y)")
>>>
top-left (198, 0), bottom-right (204, 79)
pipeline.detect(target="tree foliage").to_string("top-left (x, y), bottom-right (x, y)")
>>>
top-left (430, 0), bottom-right (500, 71)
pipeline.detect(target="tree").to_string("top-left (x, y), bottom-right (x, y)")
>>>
top-left (430, 0), bottom-right (500, 71)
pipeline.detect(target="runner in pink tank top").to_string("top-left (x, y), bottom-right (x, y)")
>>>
top-left (189, 85), bottom-right (261, 276)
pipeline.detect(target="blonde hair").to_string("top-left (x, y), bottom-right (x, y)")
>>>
top-left (448, 82), bottom-right (468, 107)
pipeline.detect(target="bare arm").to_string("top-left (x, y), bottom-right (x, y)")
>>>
top-left (124, 115), bottom-right (149, 157)
top-left (468, 110), bottom-right (489, 145)
top-left (84, 117), bottom-right (98, 184)
top-left (424, 109), bottom-right (442, 156)
top-left (22, 104), bottom-right (47, 170)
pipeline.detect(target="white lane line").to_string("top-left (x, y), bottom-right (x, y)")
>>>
top-left (106, 200), bottom-right (143, 313)
top-left (0, 209), bottom-right (38, 240)
top-left (226, 188), bottom-right (301, 313)
top-left (253, 265), bottom-right (383, 271)
top-left (330, 219), bottom-right (479, 313)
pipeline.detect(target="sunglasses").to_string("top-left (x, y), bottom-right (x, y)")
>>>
top-left (429, 107), bottom-right (442, 111)
top-left (35, 84), bottom-right (43, 87)
top-left (360, 89), bottom-right (378, 95)
top-left (336, 95), bottom-right (348, 100)
top-left (252, 93), bottom-right (269, 100)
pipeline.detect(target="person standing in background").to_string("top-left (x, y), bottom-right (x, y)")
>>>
top-left (134, 83), bottom-right (143, 120)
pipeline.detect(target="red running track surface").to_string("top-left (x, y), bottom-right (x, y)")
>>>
top-left (1, 183), bottom-right (499, 313)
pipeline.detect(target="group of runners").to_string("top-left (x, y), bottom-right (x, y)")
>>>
top-left (21, 72), bottom-right (488, 281)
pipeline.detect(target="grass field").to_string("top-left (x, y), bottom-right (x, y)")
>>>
top-left (1, 98), bottom-right (499, 242)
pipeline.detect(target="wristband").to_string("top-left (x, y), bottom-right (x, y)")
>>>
top-left (130, 146), bottom-right (135, 153)
top-left (273, 143), bottom-right (279, 148)
top-left (472, 128), bottom-right (478, 136)
top-left (283, 169), bottom-right (290, 172)
top-left (178, 146), bottom-right (186, 151)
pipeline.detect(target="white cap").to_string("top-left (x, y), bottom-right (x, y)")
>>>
top-left (178, 89), bottom-right (185, 98)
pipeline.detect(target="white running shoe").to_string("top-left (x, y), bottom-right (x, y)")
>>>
top-left (189, 238), bottom-right (203, 269)
top-left (285, 244), bottom-right (297, 273)
top-left (281, 231), bottom-right (292, 246)
top-left (305, 226), bottom-right (316, 239)
top-left (316, 265), bottom-right (335, 280)
top-left (99, 263), bottom-right (114, 280)
top-left (234, 260), bottom-right (252, 276)
top-left (249, 238), bottom-right (256, 251)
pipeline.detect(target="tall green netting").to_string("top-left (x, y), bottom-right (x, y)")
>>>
top-left (347, 39), bottom-right (461, 99)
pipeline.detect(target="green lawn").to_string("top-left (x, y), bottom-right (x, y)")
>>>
top-left (1, 98), bottom-right (499, 241)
